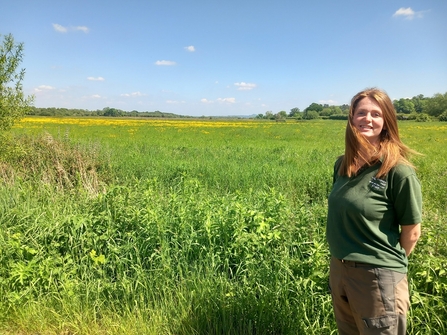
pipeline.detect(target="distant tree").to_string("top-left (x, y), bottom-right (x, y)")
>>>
top-left (305, 110), bottom-right (320, 120)
top-left (0, 33), bottom-right (33, 131)
top-left (255, 113), bottom-right (264, 119)
top-left (264, 111), bottom-right (274, 120)
top-left (320, 107), bottom-right (334, 117)
top-left (411, 94), bottom-right (428, 114)
top-left (340, 104), bottom-right (350, 114)
top-left (289, 107), bottom-right (301, 117)
top-left (393, 98), bottom-right (415, 114)
top-left (425, 93), bottom-right (447, 117)
top-left (276, 111), bottom-right (288, 120)
top-left (102, 107), bottom-right (124, 117)
top-left (332, 106), bottom-right (343, 115)
top-left (305, 102), bottom-right (323, 113)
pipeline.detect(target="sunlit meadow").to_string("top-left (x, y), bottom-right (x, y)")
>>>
top-left (1, 117), bottom-right (446, 334)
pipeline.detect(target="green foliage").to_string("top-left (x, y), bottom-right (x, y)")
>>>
top-left (289, 107), bottom-right (300, 117)
top-left (305, 102), bottom-right (323, 113)
top-left (28, 106), bottom-right (185, 118)
top-left (394, 98), bottom-right (416, 114)
top-left (305, 110), bottom-right (320, 120)
top-left (0, 132), bottom-right (108, 192)
top-left (411, 94), bottom-right (428, 114)
top-left (276, 110), bottom-right (288, 120)
top-left (0, 33), bottom-right (33, 131)
top-left (406, 112), bottom-right (418, 121)
top-left (328, 114), bottom-right (348, 120)
top-left (1, 119), bottom-right (447, 334)
top-left (425, 92), bottom-right (447, 117)
top-left (439, 111), bottom-right (447, 121)
top-left (415, 113), bottom-right (431, 122)
top-left (320, 107), bottom-right (333, 117)
top-left (0, 177), bottom-right (333, 334)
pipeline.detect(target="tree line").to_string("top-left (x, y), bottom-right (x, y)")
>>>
top-left (27, 106), bottom-right (190, 118)
top-left (29, 92), bottom-right (447, 121)
top-left (256, 92), bottom-right (447, 122)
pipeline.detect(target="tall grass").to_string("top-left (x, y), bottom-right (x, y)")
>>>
top-left (0, 118), bottom-right (446, 334)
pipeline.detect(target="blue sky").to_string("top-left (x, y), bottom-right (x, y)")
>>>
top-left (2, 0), bottom-right (447, 116)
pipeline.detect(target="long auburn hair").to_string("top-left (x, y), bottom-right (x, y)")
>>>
top-left (338, 88), bottom-right (416, 178)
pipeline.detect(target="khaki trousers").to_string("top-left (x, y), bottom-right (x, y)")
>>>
top-left (329, 257), bottom-right (410, 335)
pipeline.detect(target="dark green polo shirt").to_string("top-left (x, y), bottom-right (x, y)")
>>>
top-left (326, 158), bottom-right (422, 273)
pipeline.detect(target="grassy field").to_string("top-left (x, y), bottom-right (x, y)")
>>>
top-left (1, 117), bottom-right (446, 334)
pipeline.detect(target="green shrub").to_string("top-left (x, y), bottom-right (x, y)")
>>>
top-left (305, 110), bottom-right (320, 120)
top-left (0, 132), bottom-right (109, 193)
top-left (415, 113), bottom-right (431, 122)
top-left (328, 114), bottom-right (348, 120)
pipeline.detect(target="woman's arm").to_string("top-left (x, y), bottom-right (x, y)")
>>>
top-left (400, 224), bottom-right (421, 256)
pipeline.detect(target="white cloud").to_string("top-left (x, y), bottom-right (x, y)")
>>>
top-left (52, 24), bottom-right (68, 33)
top-left (201, 97), bottom-right (236, 104)
top-left (91, 94), bottom-right (101, 99)
top-left (217, 97), bottom-right (236, 104)
top-left (53, 23), bottom-right (89, 33)
top-left (393, 7), bottom-right (426, 19)
top-left (234, 82), bottom-right (257, 91)
top-left (87, 76), bottom-right (105, 81)
top-left (166, 100), bottom-right (185, 104)
top-left (185, 45), bottom-right (195, 52)
top-left (155, 60), bottom-right (176, 66)
top-left (74, 26), bottom-right (89, 33)
top-left (121, 91), bottom-right (146, 97)
top-left (34, 85), bottom-right (55, 92)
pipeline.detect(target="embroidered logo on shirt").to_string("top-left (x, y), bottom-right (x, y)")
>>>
top-left (369, 177), bottom-right (387, 191)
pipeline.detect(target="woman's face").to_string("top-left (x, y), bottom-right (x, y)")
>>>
top-left (352, 97), bottom-right (385, 147)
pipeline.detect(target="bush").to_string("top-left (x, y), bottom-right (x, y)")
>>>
top-left (439, 111), bottom-right (447, 121)
top-left (328, 114), bottom-right (348, 120)
top-left (397, 113), bottom-right (409, 120)
top-left (407, 112), bottom-right (418, 120)
top-left (0, 132), bottom-right (109, 193)
top-left (305, 111), bottom-right (320, 120)
top-left (415, 113), bottom-right (431, 122)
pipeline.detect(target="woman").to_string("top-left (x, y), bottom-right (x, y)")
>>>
top-left (326, 88), bottom-right (422, 335)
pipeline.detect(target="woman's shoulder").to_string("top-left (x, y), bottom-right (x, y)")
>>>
top-left (390, 162), bottom-right (416, 175)
top-left (334, 155), bottom-right (344, 166)
top-left (388, 162), bottom-right (418, 183)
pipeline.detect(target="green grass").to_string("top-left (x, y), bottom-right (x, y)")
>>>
top-left (0, 118), bottom-right (446, 334)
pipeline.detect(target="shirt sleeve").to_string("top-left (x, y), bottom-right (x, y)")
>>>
top-left (333, 156), bottom-right (343, 184)
top-left (390, 165), bottom-right (422, 225)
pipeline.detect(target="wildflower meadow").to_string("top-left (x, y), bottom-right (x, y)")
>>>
top-left (1, 117), bottom-right (446, 334)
